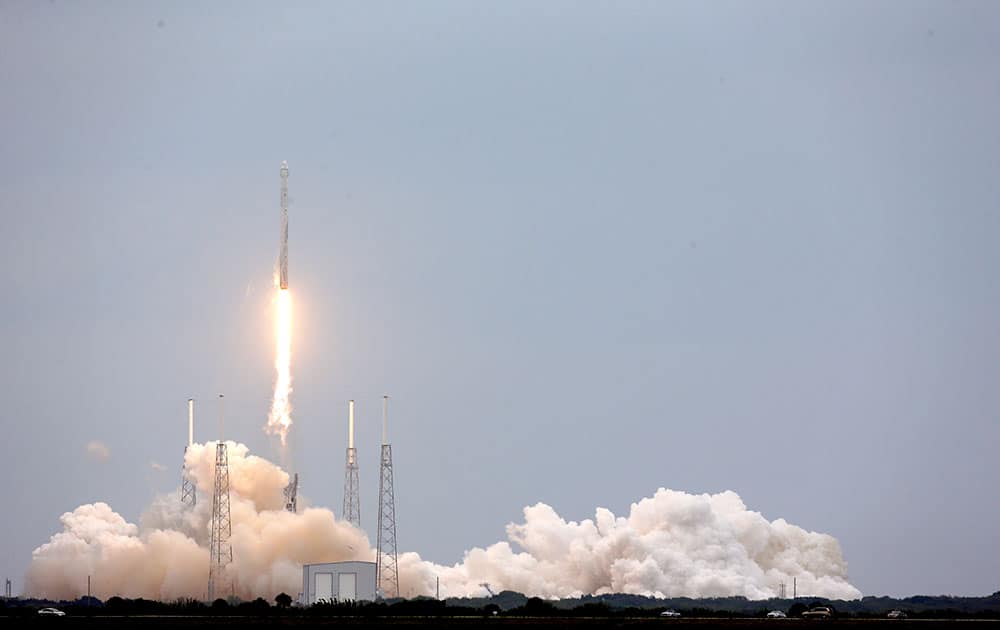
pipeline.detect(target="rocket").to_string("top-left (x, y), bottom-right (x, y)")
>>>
top-left (279, 160), bottom-right (289, 290)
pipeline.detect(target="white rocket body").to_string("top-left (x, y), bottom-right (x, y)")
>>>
top-left (279, 161), bottom-right (289, 290)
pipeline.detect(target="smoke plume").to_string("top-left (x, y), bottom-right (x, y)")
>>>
top-left (402, 489), bottom-right (861, 600)
top-left (85, 440), bottom-right (110, 462)
top-left (26, 442), bottom-right (369, 601)
top-left (26, 444), bottom-right (860, 602)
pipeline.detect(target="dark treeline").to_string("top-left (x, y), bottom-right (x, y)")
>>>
top-left (3, 590), bottom-right (1000, 618)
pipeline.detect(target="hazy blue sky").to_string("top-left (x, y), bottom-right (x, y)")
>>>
top-left (2, 1), bottom-right (999, 598)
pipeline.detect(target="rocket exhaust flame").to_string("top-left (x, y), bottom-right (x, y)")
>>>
top-left (266, 287), bottom-right (292, 445)
top-left (266, 161), bottom-right (293, 445)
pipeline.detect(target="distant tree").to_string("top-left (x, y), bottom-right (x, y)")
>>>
top-left (572, 602), bottom-right (610, 617)
top-left (275, 592), bottom-right (293, 608)
top-left (105, 596), bottom-right (125, 608)
top-left (211, 598), bottom-right (229, 611)
top-left (519, 597), bottom-right (557, 616)
top-left (233, 597), bottom-right (270, 614)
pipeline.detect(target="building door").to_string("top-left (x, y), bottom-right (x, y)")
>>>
top-left (314, 573), bottom-right (333, 603)
top-left (338, 572), bottom-right (357, 601)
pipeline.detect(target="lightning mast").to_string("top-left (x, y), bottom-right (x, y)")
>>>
top-left (343, 400), bottom-right (361, 527)
top-left (376, 395), bottom-right (400, 599)
top-left (180, 399), bottom-right (196, 508)
top-left (207, 394), bottom-right (233, 601)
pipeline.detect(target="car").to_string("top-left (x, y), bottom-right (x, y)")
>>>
top-left (801, 606), bottom-right (833, 618)
top-left (660, 609), bottom-right (682, 617)
top-left (887, 610), bottom-right (907, 619)
top-left (767, 610), bottom-right (787, 618)
top-left (37, 608), bottom-right (66, 616)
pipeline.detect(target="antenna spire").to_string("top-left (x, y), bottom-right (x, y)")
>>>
top-left (343, 400), bottom-right (361, 527)
top-left (180, 399), bottom-right (196, 508)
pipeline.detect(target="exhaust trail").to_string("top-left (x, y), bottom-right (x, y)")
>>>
top-left (266, 161), bottom-right (293, 446)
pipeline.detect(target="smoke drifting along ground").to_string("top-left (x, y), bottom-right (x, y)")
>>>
top-left (25, 445), bottom-right (860, 602)
top-left (405, 489), bottom-right (861, 600)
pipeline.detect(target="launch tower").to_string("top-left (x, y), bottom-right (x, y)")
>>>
top-left (375, 395), bottom-right (400, 598)
top-left (207, 395), bottom-right (233, 601)
top-left (343, 400), bottom-right (361, 527)
top-left (284, 473), bottom-right (298, 513)
top-left (180, 399), bottom-right (196, 508)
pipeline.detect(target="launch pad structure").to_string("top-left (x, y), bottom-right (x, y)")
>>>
top-left (284, 473), bottom-right (299, 513)
top-left (208, 395), bottom-right (233, 601)
top-left (376, 395), bottom-right (400, 599)
top-left (180, 162), bottom-right (407, 601)
top-left (180, 399), bottom-right (196, 508)
top-left (343, 400), bottom-right (361, 527)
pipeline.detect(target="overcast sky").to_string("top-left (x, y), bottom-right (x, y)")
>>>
top-left (2, 1), bottom-right (999, 598)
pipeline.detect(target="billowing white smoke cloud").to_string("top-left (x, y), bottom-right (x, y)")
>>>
top-left (401, 489), bottom-right (861, 601)
top-left (26, 442), bottom-right (371, 601)
top-left (26, 444), bottom-right (860, 602)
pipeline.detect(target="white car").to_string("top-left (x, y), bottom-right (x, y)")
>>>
top-left (38, 608), bottom-right (66, 616)
top-left (660, 609), bottom-right (681, 617)
top-left (767, 610), bottom-right (787, 618)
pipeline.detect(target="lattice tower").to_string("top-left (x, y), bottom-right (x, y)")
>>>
top-left (181, 399), bottom-right (196, 508)
top-left (207, 395), bottom-right (232, 600)
top-left (376, 395), bottom-right (399, 598)
top-left (343, 399), bottom-right (361, 527)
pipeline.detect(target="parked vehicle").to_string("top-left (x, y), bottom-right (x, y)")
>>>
top-left (660, 609), bottom-right (682, 617)
top-left (801, 606), bottom-right (833, 618)
top-left (767, 610), bottom-right (788, 618)
top-left (887, 610), bottom-right (907, 619)
top-left (37, 608), bottom-right (66, 616)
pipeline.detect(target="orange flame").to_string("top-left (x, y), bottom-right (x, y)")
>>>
top-left (266, 287), bottom-right (292, 445)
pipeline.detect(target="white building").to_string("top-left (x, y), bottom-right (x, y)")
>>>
top-left (301, 561), bottom-right (377, 605)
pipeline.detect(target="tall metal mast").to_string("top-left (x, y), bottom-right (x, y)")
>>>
top-left (181, 398), bottom-right (196, 508)
top-left (207, 394), bottom-right (233, 601)
top-left (343, 400), bottom-right (361, 527)
top-left (376, 395), bottom-right (400, 598)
